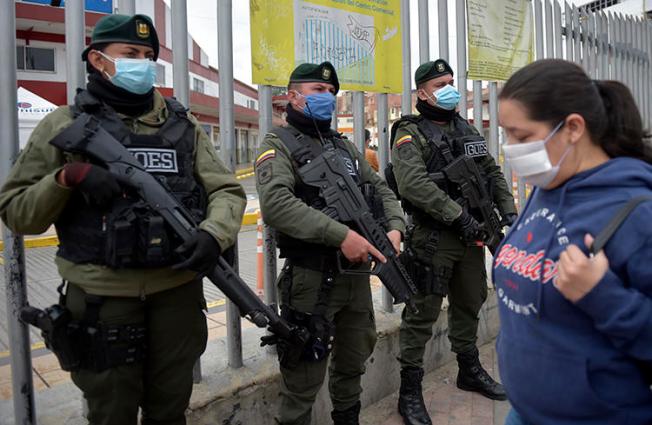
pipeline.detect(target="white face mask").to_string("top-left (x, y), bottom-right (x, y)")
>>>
top-left (503, 121), bottom-right (570, 188)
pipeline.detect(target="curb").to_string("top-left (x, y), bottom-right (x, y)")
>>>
top-left (235, 166), bottom-right (254, 180)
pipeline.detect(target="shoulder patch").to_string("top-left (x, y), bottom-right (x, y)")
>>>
top-left (257, 161), bottom-right (273, 185)
top-left (395, 135), bottom-right (413, 148)
top-left (255, 149), bottom-right (276, 166)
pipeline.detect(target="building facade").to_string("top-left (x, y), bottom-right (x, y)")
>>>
top-left (14, 0), bottom-right (269, 165)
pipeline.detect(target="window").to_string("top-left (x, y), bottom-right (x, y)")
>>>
top-left (156, 63), bottom-right (166, 86)
top-left (192, 77), bottom-right (205, 94)
top-left (247, 99), bottom-right (257, 110)
top-left (16, 46), bottom-right (55, 72)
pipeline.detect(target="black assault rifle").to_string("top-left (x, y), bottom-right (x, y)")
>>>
top-left (48, 114), bottom-right (308, 347)
top-left (298, 146), bottom-right (419, 312)
top-left (434, 155), bottom-right (503, 254)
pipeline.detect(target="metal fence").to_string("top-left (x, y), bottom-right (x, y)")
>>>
top-left (1, 0), bottom-right (651, 423)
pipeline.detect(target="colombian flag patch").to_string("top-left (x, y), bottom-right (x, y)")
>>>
top-left (255, 149), bottom-right (276, 166)
top-left (395, 135), bottom-right (412, 148)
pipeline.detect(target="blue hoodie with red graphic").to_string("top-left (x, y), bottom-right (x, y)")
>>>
top-left (493, 157), bottom-right (652, 425)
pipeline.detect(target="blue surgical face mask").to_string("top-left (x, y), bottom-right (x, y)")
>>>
top-left (295, 91), bottom-right (336, 121)
top-left (430, 84), bottom-right (461, 110)
top-left (99, 51), bottom-right (157, 95)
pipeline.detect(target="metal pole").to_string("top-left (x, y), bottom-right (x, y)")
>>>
top-left (218, 0), bottom-right (243, 369)
top-left (618, 14), bottom-right (625, 82)
top-left (438, 0), bottom-right (449, 60)
top-left (456, 0), bottom-right (468, 119)
top-left (331, 106), bottom-right (338, 131)
top-left (353, 91), bottom-right (365, 153)
top-left (171, 0), bottom-right (202, 381)
top-left (488, 82), bottom-right (499, 159)
top-left (501, 129), bottom-right (513, 195)
top-left (117, 0), bottom-right (135, 15)
top-left (172, 0), bottom-right (190, 107)
top-left (588, 12), bottom-right (596, 78)
top-left (258, 86), bottom-right (278, 310)
top-left (418, 0), bottom-right (430, 63)
top-left (544, 0), bottom-right (553, 58)
top-left (376, 93), bottom-right (394, 313)
top-left (565, 2), bottom-right (572, 61)
top-left (401, 0), bottom-right (412, 116)
top-left (573, 6), bottom-right (581, 65)
top-left (534, 0), bottom-right (544, 60)
top-left (645, 22), bottom-right (649, 127)
top-left (553, 0), bottom-right (563, 59)
top-left (600, 13), bottom-right (608, 80)
top-left (582, 10), bottom-right (590, 73)
top-left (1, 0), bottom-right (35, 422)
top-left (636, 19), bottom-right (643, 112)
top-left (473, 80), bottom-right (483, 133)
top-left (65, 0), bottom-right (85, 103)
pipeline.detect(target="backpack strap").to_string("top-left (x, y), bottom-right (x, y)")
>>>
top-left (269, 126), bottom-right (316, 166)
top-left (590, 195), bottom-right (652, 255)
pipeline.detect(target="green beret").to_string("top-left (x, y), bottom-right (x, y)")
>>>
top-left (289, 61), bottom-right (339, 94)
top-left (82, 14), bottom-right (159, 61)
top-left (414, 59), bottom-right (454, 85)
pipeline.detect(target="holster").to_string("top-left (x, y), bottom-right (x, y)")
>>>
top-left (400, 229), bottom-right (451, 297)
top-left (34, 285), bottom-right (148, 373)
top-left (276, 260), bottom-right (336, 369)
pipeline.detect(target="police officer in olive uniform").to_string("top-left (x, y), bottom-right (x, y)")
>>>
top-left (389, 60), bottom-right (517, 425)
top-left (0, 15), bottom-right (246, 425)
top-left (255, 62), bottom-right (406, 425)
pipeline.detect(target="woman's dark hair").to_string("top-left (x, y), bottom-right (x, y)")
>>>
top-left (499, 59), bottom-right (652, 164)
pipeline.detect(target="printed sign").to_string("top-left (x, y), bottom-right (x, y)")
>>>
top-left (250, 0), bottom-right (403, 92)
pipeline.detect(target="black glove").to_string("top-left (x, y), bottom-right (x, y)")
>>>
top-left (501, 213), bottom-right (518, 227)
top-left (63, 162), bottom-right (121, 207)
top-left (172, 230), bottom-right (222, 273)
top-left (453, 210), bottom-right (483, 243)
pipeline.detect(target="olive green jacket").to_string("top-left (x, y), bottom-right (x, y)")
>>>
top-left (0, 90), bottom-right (246, 297)
top-left (255, 126), bottom-right (406, 249)
top-left (390, 117), bottom-right (516, 226)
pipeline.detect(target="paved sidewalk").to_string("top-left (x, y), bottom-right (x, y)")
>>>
top-left (361, 342), bottom-right (510, 425)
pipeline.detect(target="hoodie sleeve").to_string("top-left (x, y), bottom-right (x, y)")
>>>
top-left (574, 235), bottom-right (652, 362)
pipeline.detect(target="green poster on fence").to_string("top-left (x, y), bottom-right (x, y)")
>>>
top-left (467, 0), bottom-right (534, 81)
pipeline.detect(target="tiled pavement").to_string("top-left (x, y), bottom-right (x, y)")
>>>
top-left (361, 343), bottom-right (510, 425)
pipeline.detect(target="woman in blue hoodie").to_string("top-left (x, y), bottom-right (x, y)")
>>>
top-left (495, 59), bottom-right (652, 425)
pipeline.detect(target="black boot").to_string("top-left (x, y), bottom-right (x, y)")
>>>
top-left (456, 347), bottom-right (507, 401)
top-left (397, 367), bottom-right (432, 425)
top-left (331, 401), bottom-right (360, 425)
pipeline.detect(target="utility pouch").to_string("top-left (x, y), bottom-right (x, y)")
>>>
top-left (105, 201), bottom-right (173, 268)
top-left (400, 249), bottom-right (449, 297)
top-left (105, 208), bottom-right (138, 268)
top-left (140, 214), bottom-right (170, 266)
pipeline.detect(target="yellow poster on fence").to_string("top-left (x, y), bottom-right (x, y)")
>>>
top-left (250, 0), bottom-right (403, 93)
top-left (466, 0), bottom-right (534, 81)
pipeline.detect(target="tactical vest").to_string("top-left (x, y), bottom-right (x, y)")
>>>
top-left (387, 114), bottom-right (492, 222)
top-left (270, 126), bottom-right (381, 259)
top-left (55, 90), bottom-right (207, 268)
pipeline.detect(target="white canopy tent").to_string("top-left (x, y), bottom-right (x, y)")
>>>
top-left (17, 86), bottom-right (57, 149)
